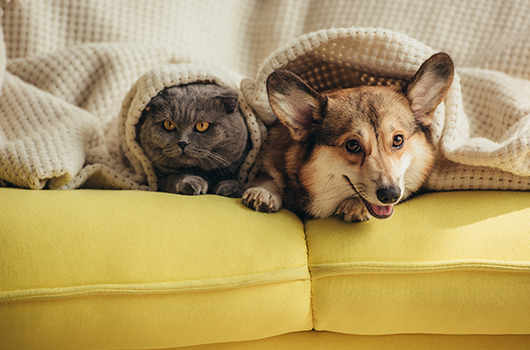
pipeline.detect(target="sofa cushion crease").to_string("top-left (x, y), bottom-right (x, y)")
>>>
top-left (0, 266), bottom-right (311, 304)
top-left (173, 332), bottom-right (530, 350)
top-left (310, 260), bottom-right (530, 279)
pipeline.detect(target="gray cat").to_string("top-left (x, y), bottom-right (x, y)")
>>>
top-left (137, 83), bottom-right (250, 197)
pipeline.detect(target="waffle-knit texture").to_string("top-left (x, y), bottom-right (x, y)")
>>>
top-left (1, 0), bottom-right (530, 191)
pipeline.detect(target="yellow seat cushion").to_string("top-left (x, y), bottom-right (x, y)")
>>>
top-left (0, 189), bottom-right (312, 349)
top-left (307, 191), bottom-right (530, 335)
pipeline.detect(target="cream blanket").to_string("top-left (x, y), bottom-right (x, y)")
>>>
top-left (1, 0), bottom-right (530, 192)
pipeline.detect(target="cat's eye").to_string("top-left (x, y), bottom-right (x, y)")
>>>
top-left (393, 135), bottom-right (404, 149)
top-left (345, 139), bottom-right (362, 153)
top-left (163, 120), bottom-right (176, 131)
top-left (195, 121), bottom-right (210, 133)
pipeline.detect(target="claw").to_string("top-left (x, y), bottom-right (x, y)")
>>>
top-left (241, 187), bottom-right (281, 213)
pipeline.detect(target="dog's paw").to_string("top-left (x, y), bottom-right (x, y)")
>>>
top-left (214, 180), bottom-right (243, 198)
top-left (175, 175), bottom-right (208, 195)
top-left (335, 197), bottom-right (371, 222)
top-left (242, 187), bottom-right (281, 213)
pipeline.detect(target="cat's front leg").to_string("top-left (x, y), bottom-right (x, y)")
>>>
top-left (241, 176), bottom-right (282, 213)
top-left (213, 180), bottom-right (243, 198)
top-left (335, 196), bottom-right (371, 222)
top-left (159, 174), bottom-right (208, 195)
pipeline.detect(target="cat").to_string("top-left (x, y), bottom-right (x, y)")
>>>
top-left (137, 83), bottom-right (250, 197)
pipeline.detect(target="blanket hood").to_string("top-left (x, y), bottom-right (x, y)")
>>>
top-left (242, 27), bottom-right (452, 146)
top-left (119, 63), bottom-right (264, 191)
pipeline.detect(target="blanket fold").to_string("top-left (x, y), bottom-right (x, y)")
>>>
top-left (0, 72), bottom-right (98, 189)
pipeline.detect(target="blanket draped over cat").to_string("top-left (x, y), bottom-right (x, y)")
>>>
top-left (119, 64), bottom-right (263, 192)
top-left (1, 1), bottom-right (530, 192)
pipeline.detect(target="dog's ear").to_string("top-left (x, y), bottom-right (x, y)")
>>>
top-left (267, 70), bottom-right (327, 142)
top-left (402, 53), bottom-right (454, 127)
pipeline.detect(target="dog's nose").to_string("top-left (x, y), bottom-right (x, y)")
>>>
top-left (177, 141), bottom-right (189, 150)
top-left (376, 186), bottom-right (401, 204)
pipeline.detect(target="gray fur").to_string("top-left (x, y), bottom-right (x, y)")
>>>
top-left (138, 83), bottom-right (249, 197)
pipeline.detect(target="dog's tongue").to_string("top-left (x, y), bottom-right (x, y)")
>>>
top-left (371, 204), bottom-right (394, 219)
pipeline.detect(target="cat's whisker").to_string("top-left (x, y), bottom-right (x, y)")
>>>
top-left (147, 152), bottom-right (167, 166)
top-left (206, 152), bottom-right (238, 174)
top-left (162, 148), bottom-right (181, 157)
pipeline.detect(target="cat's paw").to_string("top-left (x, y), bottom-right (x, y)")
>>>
top-left (335, 197), bottom-right (371, 222)
top-left (175, 175), bottom-right (208, 195)
top-left (214, 180), bottom-right (243, 198)
top-left (241, 187), bottom-right (281, 213)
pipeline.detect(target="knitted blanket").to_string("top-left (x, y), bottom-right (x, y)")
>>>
top-left (1, 0), bottom-right (530, 192)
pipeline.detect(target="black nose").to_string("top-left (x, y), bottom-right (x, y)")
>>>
top-left (376, 186), bottom-right (401, 204)
top-left (177, 141), bottom-right (189, 150)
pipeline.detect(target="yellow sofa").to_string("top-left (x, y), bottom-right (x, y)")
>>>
top-left (1, 188), bottom-right (529, 349)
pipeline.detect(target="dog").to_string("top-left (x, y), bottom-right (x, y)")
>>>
top-left (242, 53), bottom-right (454, 221)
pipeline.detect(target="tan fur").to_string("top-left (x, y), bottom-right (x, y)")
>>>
top-left (242, 53), bottom-right (454, 221)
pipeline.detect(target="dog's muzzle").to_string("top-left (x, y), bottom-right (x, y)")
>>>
top-left (343, 175), bottom-right (396, 219)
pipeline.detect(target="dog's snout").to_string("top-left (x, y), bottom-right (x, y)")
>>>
top-left (376, 186), bottom-right (401, 204)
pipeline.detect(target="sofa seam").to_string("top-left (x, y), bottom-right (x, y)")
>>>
top-left (0, 267), bottom-right (311, 304)
top-left (303, 218), bottom-right (316, 331)
top-left (309, 260), bottom-right (530, 279)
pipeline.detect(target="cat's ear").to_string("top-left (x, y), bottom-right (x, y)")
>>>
top-left (215, 90), bottom-right (239, 114)
top-left (267, 70), bottom-right (327, 142)
top-left (402, 53), bottom-right (454, 127)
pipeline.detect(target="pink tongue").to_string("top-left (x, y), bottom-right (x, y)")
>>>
top-left (371, 204), bottom-right (393, 217)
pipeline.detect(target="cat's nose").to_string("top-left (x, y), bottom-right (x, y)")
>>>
top-left (177, 141), bottom-right (189, 150)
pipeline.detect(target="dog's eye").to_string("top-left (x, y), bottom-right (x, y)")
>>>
top-left (345, 139), bottom-right (362, 153)
top-left (163, 120), bottom-right (176, 131)
top-left (393, 135), bottom-right (404, 148)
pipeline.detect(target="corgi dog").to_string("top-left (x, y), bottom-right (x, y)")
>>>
top-left (242, 53), bottom-right (454, 221)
